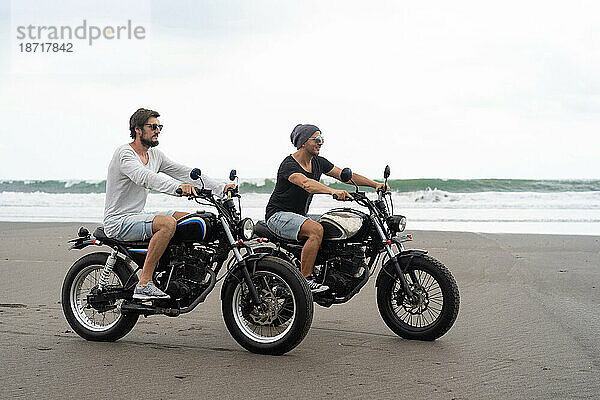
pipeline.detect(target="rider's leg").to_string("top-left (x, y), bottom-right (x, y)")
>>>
top-left (172, 211), bottom-right (188, 220)
top-left (297, 219), bottom-right (324, 277)
top-left (138, 215), bottom-right (177, 286)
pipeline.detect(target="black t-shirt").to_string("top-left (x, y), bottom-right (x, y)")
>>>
top-left (265, 155), bottom-right (334, 220)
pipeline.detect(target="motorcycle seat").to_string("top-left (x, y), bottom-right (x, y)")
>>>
top-left (93, 226), bottom-right (150, 247)
top-left (254, 216), bottom-right (344, 243)
top-left (254, 221), bottom-right (306, 245)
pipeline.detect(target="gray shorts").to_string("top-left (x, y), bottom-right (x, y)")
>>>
top-left (266, 211), bottom-right (309, 241)
top-left (114, 210), bottom-right (175, 241)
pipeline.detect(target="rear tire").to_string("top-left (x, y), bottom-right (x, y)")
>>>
top-left (377, 255), bottom-right (459, 341)
top-left (62, 252), bottom-right (139, 342)
top-left (221, 256), bottom-right (313, 355)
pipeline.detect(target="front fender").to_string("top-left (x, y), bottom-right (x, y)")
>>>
top-left (252, 246), bottom-right (295, 264)
top-left (375, 249), bottom-right (428, 287)
top-left (219, 252), bottom-right (270, 300)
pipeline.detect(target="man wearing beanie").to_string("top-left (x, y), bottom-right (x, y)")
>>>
top-left (265, 124), bottom-right (388, 293)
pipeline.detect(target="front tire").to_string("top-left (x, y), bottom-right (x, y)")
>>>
top-left (221, 256), bottom-right (313, 355)
top-left (377, 255), bottom-right (459, 341)
top-left (62, 252), bottom-right (139, 342)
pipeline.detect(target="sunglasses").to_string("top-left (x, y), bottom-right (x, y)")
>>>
top-left (309, 135), bottom-right (324, 145)
top-left (144, 123), bottom-right (164, 131)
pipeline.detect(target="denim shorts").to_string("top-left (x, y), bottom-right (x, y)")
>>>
top-left (266, 211), bottom-right (309, 241)
top-left (114, 210), bottom-right (175, 241)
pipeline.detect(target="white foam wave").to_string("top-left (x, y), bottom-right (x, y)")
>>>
top-left (1, 191), bottom-right (600, 235)
top-left (64, 180), bottom-right (82, 188)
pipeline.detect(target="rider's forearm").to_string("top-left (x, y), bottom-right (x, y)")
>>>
top-left (303, 178), bottom-right (336, 195)
top-left (351, 173), bottom-right (380, 189)
top-left (159, 155), bottom-right (225, 194)
top-left (120, 151), bottom-right (179, 194)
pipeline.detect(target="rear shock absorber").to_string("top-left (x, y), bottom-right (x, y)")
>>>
top-left (98, 247), bottom-right (119, 289)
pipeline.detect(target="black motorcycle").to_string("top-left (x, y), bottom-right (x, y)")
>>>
top-left (61, 170), bottom-right (313, 355)
top-left (253, 166), bottom-right (459, 341)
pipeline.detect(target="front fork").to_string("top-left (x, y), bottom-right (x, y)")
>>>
top-left (372, 217), bottom-right (416, 302)
top-left (220, 216), bottom-right (262, 305)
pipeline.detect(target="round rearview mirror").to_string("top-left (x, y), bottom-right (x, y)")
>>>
top-left (340, 167), bottom-right (353, 183)
top-left (229, 169), bottom-right (237, 181)
top-left (384, 165), bottom-right (390, 179)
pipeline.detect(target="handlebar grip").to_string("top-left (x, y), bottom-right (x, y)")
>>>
top-left (333, 194), bottom-right (352, 201)
top-left (176, 187), bottom-right (204, 197)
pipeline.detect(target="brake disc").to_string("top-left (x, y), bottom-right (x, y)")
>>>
top-left (248, 290), bottom-right (281, 325)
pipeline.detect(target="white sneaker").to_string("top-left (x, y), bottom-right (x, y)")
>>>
top-left (306, 276), bottom-right (329, 293)
top-left (133, 281), bottom-right (170, 300)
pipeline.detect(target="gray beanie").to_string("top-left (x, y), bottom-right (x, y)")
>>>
top-left (290, 124), bottom-right (320, 149)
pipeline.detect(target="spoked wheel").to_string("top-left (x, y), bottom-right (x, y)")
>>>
top-left (377, 255), bottom-right (459, 341)
top-left (62, 252), bottom-right (138, 341)
top-left (222, 256), bottom-right (313, 355)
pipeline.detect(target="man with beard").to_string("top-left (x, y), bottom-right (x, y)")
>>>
top-left (265, 124), bottom-right (388, 293)
top-left (103, 108), bottom-right (233, 300)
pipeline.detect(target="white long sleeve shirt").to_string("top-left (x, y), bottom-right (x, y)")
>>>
top-left (103, 144), bottom-right (224, 237)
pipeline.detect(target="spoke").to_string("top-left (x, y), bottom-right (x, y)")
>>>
top-left (399, 310), bottom-right (409, 321)
top-left (425, 308), bottom-right (437, 323)
top-left (415, 269), bottom-right (423, 285)
top-left (423, 312), bottom-right (432, 326)
top-left (273, 324), bottom-right (284, 335)
top-left (262, 276), bottom-right (272, 294)
top-left (275, 315), bottom-right (290, 330)
top-left (420, 272), bottom-right (432, 289)
top-left (278, 302), bottom-right (295, 312)
top-left (423, 278), bottom-right (437, 292)
top-left (429, 298), bottom-right (443, 306)
top-left (429, 293), bottom-right (443, 302)
top-left (428, 305), bottom-right (442, 313)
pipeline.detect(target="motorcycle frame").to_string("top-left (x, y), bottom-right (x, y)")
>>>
top-left (68, 188), bottom-right (266, 316)
top-left (339, 189), bottom-right (423, 302)
top-left (257, 188), bottom-right (424, 304)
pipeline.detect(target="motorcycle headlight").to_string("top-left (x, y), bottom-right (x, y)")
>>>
top-left (239, 218), bottom-right (254, 240)
top-left (387, 215), bottom-right (407, 233)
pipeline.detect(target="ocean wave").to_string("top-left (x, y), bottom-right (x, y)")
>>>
top-left (2, 178), bottom-right (600, 194)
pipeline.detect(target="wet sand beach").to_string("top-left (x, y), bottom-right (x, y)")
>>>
top-left (0, 222), bottom-right (598, 399)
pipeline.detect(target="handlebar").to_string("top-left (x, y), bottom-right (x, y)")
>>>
top-left (331, 193), bottom-right (356, 201)
top-left (332, 194), bottom-right (352, 201)
top-left (226, 186), bottom-right (240, 198)
top-left (175, 187), bottom-right (211, 197)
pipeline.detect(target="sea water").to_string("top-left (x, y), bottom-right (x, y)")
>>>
top-left (1, 179), bottom-right (599, 235)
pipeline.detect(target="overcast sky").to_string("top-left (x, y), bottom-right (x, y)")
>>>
top-left (0, 0), bottom-right (598, 180)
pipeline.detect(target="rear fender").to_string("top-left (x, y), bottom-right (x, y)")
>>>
top-left (70, 249), bottom-right (138, 275)
top-left (68, 237), bottom-right (103, 250)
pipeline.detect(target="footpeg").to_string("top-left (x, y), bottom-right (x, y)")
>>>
top-left (121, 302), bottom-right (180, 317)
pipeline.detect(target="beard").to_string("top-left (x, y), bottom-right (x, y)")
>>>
top-left (308, 145), bottom-right (320, 157)
top-left (141, 135), bottom-right (159, 148)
